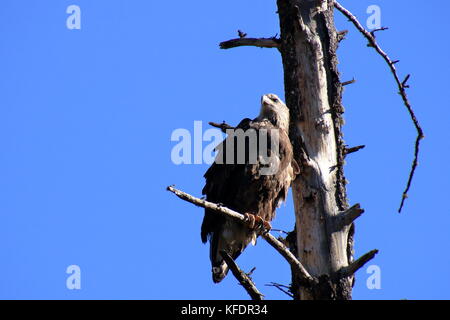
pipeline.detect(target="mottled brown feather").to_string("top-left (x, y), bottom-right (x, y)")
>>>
top-left (201, 116), bottom-right (297, 282)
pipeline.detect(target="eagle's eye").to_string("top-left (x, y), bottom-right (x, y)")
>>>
top-left (270, 96), bottom-right (278, 102)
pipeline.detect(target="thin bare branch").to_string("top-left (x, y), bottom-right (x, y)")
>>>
top-left (271, 228), bottom-right (289, 235)
top-left (166, 186), bottom-right (316, 286)
top-left (263, 232), bottom-right (315, 286)
top-left (344, 145), bottom-right (365, 156)
top-left (247, 267), bottom-right (256, 277)
top-left (334, 1), bottom-right (424, 213)
top-left (340, 249), bottom-right (379, 278)
top-left (208, 121), bottom-right (234, 133)
top-left (167, 185), bottom-right (245, 221)
top-left (341, 78), bottom-right (356, 86)
top-left (265, 282), bottom-right (294, 298)
top-left (220, 251), bottom-right (264, 300)
top-left (220, 37), bottom-right (280, 50)
top-left (370, 26), bottom-right (388, 38)
top-left (337, 29), bottom-right (348, 42)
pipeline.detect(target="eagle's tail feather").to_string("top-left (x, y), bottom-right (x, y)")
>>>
top-left (210, 232), bottom-right (230, 283)
top-left (210, 227), bottom-right (250, 283)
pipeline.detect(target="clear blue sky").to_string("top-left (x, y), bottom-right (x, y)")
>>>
top-left (0, 0), bottom-right (449, 300)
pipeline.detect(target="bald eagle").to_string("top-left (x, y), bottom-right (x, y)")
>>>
top-left (201, 94), bottom-right (299, 283)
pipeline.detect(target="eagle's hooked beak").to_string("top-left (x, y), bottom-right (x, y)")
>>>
top-left (261, 94), bottom-right (280, 109)
top-left (261, 94), bottom-right (272, 107)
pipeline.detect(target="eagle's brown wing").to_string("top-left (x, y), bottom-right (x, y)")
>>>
top-left (201, 118), bottom-right (297, 283)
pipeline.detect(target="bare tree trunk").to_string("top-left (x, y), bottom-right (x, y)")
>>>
top-left (277, 0), bottom-right (353, 300)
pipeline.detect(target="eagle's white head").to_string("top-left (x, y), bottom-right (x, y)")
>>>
top-left (258, 93), bottom-right (290, 132)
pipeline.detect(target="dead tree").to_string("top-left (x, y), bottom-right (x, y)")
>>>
top-left (168, 0), bottom-right (422, 300)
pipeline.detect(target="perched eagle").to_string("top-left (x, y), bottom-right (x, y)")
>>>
top-left (201, 94), bottom-right (299, 283)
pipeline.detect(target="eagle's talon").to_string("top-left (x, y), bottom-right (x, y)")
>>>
top-left (244, 213), bottom-right (256, 229)
top-left (262, 220), bottom-right (272, 232)
top-left (244, 213), bottom-right (271, 232)
top-left (253, 215), bottom-right (264, 227)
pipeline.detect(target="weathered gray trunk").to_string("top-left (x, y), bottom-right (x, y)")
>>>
top-left (277, 0), bottom-right (353, 300)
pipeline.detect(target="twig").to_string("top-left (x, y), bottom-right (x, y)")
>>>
top-left (247, 267), bottom-right (256, 277)
top-left (167, 185), bottom-right (244, 221)
top-left (271, 228), bottom-right (289, 235)
top-left (334, 203), bottom-right (365, 231)
top-left (341, 78), bottom-right (356, 86)
top-left (337, 29), bottom-right (349, 42)
top-left (220, 251), bottom-right (264, 300)
top-left (166, 186), bottom-right (316, 286)
top-left (265, 282), bottom-right (294, 298)
top-left (370, 27), bottom-right (389, 38)
top-left (208, 121), bottom-right (234, 133)
top-left (237, 30), bottom-right (247, 38)
top-left (334, 1), bottom-right (424, 213)
top-left (220, 37), bottom-right (280, 50)
top-left (344, 145), bottom-right (365, 156)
